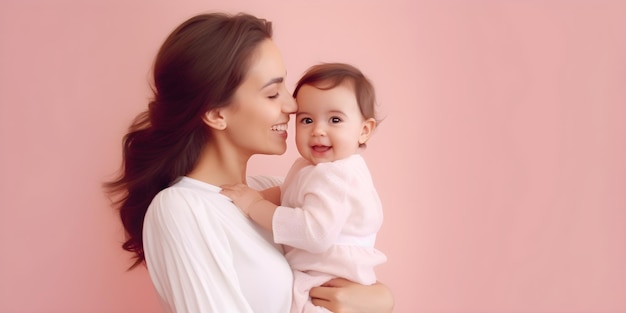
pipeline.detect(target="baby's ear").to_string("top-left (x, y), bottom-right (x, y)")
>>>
top-left (202, 109), bottom-right (227, 131)
top-left (359, 118), bottom-right (377, 144)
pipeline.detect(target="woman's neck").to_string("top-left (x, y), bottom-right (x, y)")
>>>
top-left (187, 142), bottom-right (249, 186)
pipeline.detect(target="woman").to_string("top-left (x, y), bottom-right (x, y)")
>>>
top-left (106, 12), bottom-right (393, 313)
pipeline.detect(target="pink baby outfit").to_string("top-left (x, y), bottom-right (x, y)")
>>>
top-left (272, 154), bottom-right (387, 313)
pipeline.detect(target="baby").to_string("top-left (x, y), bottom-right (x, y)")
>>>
top-left (221, 62), bottom-right (386, 313)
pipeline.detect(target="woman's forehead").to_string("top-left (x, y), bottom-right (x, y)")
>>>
top-left (243, 39), bottom-right (287, 88)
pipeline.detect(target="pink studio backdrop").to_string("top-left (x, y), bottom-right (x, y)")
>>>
top-left (1, 1), bottom-right (625, 312)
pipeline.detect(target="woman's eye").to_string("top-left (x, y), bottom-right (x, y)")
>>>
top-left (268, 93), bottom-right (279, 99)
top-left (330, 117), bottom-right (342, 123)
top-left (300, 117), bottom-right (313, 124)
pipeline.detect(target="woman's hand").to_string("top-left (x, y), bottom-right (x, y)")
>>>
top-left (310, 278), bottom-right (394, 313)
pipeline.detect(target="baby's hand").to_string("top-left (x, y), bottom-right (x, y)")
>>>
top-left (220, 183), bottom-right (264, 216)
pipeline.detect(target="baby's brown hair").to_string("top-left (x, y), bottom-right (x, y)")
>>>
top-left (293, 63), bottom-right (379, 124)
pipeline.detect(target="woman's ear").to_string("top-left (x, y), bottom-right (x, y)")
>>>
top-left (202, 109), bottom-right (227, 130)
top-left (359, 118), bottom-right (377, 144)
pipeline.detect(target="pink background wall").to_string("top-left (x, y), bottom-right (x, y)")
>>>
top-left (1, 1), bottom-right (625, 312)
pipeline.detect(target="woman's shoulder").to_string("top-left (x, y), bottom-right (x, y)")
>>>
top-left (154, 177), bottom-right (219, 201)
top-left (148, 177), bottom-right (231, 219)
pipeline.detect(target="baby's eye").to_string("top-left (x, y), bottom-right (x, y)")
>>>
top-left (268, 93), bottom-right (279, 99)
top-left (300, 117), bottom-right (313, 124)
top-left (330, 117), bottom-right (342, 123)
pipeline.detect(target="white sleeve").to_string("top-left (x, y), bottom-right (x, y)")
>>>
top-left (143, 188), bottom-right (253, 313)
top-left (272, 163), bottom-right (352, 253)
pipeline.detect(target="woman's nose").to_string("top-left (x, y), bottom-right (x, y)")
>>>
top-left (282, 95), bottom-right (297, 114)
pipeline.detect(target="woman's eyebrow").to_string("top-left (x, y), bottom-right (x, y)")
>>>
top-left (261, 77), bottom-right (284, 89)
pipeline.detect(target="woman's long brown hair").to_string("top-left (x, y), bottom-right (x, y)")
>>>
top-left (104, 13), bottom-right (272, 269)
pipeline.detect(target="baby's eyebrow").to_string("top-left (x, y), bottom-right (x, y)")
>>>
top-left (329, 110), bottom-right (346, 115)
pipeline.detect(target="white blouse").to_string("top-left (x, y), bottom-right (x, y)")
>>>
top-left (143, 176), bottom-right (292, 313)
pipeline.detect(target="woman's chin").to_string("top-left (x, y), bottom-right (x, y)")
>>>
top-left (263, 145), bottom-right (287, 156)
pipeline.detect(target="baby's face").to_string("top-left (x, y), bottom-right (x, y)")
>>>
top-left (294, 82), bottom-right (368, 165)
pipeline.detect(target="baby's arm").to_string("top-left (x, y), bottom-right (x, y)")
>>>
top-left (220, 184), bottom-right (278, 231)
top-left (260, 186), bottom-right (281, 205)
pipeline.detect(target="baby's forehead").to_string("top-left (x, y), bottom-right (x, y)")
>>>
top-left (308, 78), bottom-right (355, 91)
top-left (295, 82), bottom-right (357, 98)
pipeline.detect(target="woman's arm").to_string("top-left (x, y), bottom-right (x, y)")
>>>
top-left (144, 189), bottom-right (255, 312)
top-left (309, 278), bottom-right (394, 313)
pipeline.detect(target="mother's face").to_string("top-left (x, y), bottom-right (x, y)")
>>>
top-left (219, 39), bottom-right (297, 157)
